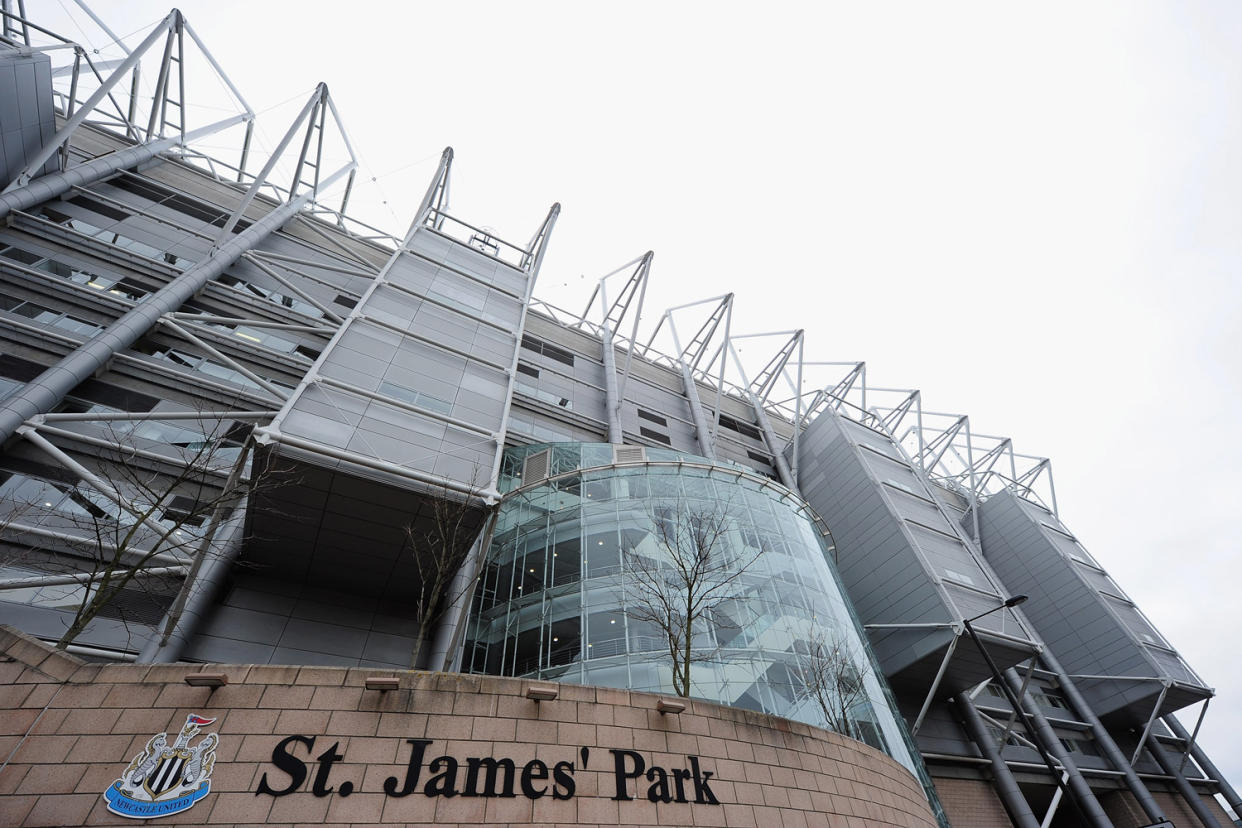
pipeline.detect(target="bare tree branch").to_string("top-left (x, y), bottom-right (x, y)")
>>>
top-left (0, 412), bottom-right (290, 652)
top-left (403, 475), bottom-right (493, 670)
top-left (623, 498), bottom-right (762, 698)
top-left (798, 631), bottom-right (869, 738)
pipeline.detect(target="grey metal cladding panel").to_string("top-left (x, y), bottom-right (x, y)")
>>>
top-left (184, 634), bottom-right (277, 665)
top-left (407, 229), bottom-right (528, 298)
top-left (33, 53), bottom-right (55, 124)
top-left (941, 583), bottom-right (1021, 636)
top-left (886, 487), bottom-right (957, 534)
top-left (839, 418), bottom-right (906, 461)
top-left (662, 420), bottom-right (700, 454)
top-left (979, 491), bottom-right (1155, 683)
top-left (909, 702), bottom-right (977, 756)
top-left (199, 604), bottom-right (289, 643)
top-left (797, 414), bottom-right (948, 629)
top-left (472, 325), bottom-right (517, 365)
top-left (1101, 593), bottom-right (1167, 647)
top-left (1042, 527), bottom-right (1091, 562)
top-left (0, 64), bottom-right (18, 141)
top-left (13, 58), bottom-right (38, 127)
top-left (857, 447), bottom-right (922, 489)
top-left (905, 524), bottom-right (986, 575)
top-left (1149, 647), bottom-right (1198, 684)
top-left (1075, 562), bottom-right (1124, 598)
top-left (383, 249), bottom-right (440, 294)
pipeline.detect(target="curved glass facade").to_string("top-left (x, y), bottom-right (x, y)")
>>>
top-left (464, 443), bottom-right (923, 776)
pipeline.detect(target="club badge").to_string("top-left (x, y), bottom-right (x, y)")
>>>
top-left (102, 714), bottom-right (219, 819)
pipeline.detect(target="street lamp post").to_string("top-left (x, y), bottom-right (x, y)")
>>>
top-left (961, 595), bottom-right (1088, 825)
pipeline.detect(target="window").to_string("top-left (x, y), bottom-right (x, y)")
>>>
top-left (378, 381), bottom-right (453, 415)
top-left (516, 363), bottom-right (540, 379)
top-left (1, 245), bottom-right (150, 302)
top-left (520, 334), bottom-right (575, 367)
top-left (639, 426), bottom-right (671, 445)
top-left (0, 246), bottom-right (41, 265)
top-left (1034, 691), bottom-right (1068, 710)
top-left (514, 378), bottom-right (571, 410)
top-left (111, 173), bottom-right (251, 232)
top-left (0, 295), bottom-right (102, 336)
top-left (944, 568), bottom-right (975, 586)
top-left (130, 339), bottom-right (266, 391)
top-left (718, 413), bottom-right (761, 441)
top-left (637, 409), bottom-right (667, 427)
top-left (45, 204), bottom-right (190, 269)
top-left (214, 273), bottom-right (327, 319)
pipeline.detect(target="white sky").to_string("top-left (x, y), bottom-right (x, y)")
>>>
top-left (41, 0), bottom-right (1242, 801)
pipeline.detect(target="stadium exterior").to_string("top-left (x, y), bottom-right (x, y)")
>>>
top-left (0, 6), bottom-right (1238, 827)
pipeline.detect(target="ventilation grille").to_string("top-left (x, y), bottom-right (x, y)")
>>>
top-left (614, 446), bottom-right (646, 464)
top-left (523, 449), bottom-right (551, 483)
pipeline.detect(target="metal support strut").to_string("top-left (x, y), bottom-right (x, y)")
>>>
top-left (1039, 650), bottom-right (1167, 824)
top-left (955, 692), bottom-right (1040, 828)
top-left (0, 87), bottom-right (354, 448)
top-left (1146, 736), bottom-right (1222, 828)
top-left (1002, 667), bottom-right (1111, 828)
top-left (1165, 714), bottom-right (1242, 818)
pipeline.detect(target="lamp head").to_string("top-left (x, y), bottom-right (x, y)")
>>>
top-left (1003, 594), bottom-right (1029, 608)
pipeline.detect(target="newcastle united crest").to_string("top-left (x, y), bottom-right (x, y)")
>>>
top-left (103, 714), bottom-right (218, 819)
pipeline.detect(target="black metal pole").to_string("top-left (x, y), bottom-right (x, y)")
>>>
top-left (961, 617), bottom-right (1088, 825)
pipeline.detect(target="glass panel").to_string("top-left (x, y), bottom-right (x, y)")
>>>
top-left (464, 442), bottom-right (925, 782)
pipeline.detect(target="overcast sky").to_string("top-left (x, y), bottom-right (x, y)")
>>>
top-left (43, 0), bottom-right (1242, 802)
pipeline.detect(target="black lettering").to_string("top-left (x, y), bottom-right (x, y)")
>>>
top-left (312, 742), bottom-right (344, 797)
top-left (384, 739), bottom-right (431, 797)
top-left (521, 759), bottom-right (549, 799)
top-left (552, 760), bottom-right (575, 800)
top-left (645, 765), bottom-right (671, 803)
top-left (256, 735), bottom-right (314, 797)
top-left (462, 756), bottom-right (516, 797)
top-left (424, 755), bottom-right (459, 797)
top-left (610, 749), bottom-right (645, 801)
top-left (688, 756), bottom-right (719, 805)
top-left (672, 767), bottom-right (691, 803)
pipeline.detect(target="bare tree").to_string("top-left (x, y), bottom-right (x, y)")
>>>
top-left (799, 631), bottom-right (869, 738)
top-left (403, 484), bottom-right (493, 670)
top-left (0, 416), bottom-right (280, 651)
top-left (623, 499), bottom-right (762, 698)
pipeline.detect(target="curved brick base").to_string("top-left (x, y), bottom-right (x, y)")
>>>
top-left (0, 627), bottom-right (936, 827)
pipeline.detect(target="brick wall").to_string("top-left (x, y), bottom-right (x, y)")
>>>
top-left (0, 627), bottom-right (936, 827)
top-left (1149, 789), bottom-right (1236, 828)
top-left (930, 777), bottom-right (1010, 827)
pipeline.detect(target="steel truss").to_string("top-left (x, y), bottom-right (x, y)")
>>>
top-left (0, 7), bottom-right (368, 662)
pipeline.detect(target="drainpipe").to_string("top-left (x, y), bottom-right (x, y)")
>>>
top-left (1040, 650), bottom-right (1167, 824)
top-left (1002, 668), bottom-right (1111, 828)
top-left (0, 162), bottom-right (351, 447)
top-left (1147, 736), bottom-right (1222, 828)
top-left (1165, 715), bottom-right (1242, 818)
top-left (955, 692), bottom-right (1040, 828)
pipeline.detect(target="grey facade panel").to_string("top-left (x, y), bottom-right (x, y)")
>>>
top-left (977, 488), bottom-right (1208, 720)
